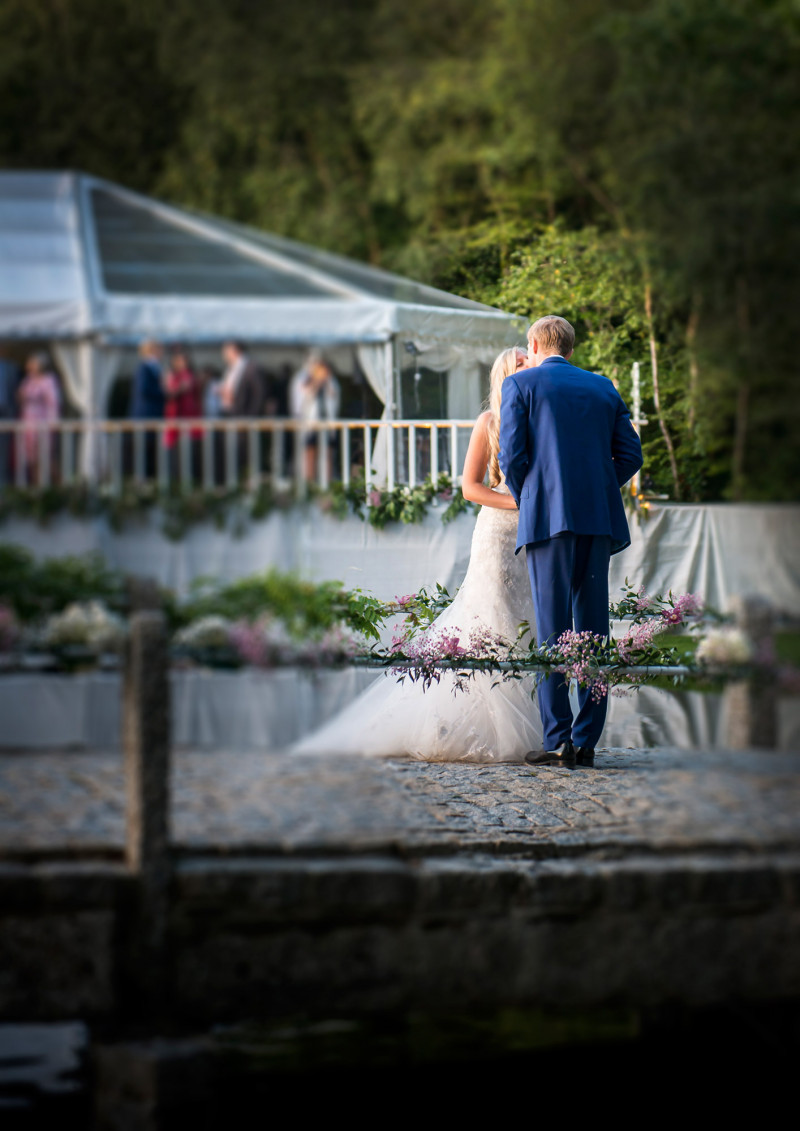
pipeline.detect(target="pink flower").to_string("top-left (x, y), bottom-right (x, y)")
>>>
top-left (396, 593), bottom-right (416, 608)
top-left (230, 622), bottom-right (268, 667)
top-left (368, 489), bottom-right (382, 507)
top-left (674, 592), bottom-right (704, 617)
top-left (390, 625), bottom-right (411, 653)
top-left (552, 630), bottom-right (609, 701)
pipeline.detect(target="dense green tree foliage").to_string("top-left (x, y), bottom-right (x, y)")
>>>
top-left (1, 0), bottom-right (797, 498)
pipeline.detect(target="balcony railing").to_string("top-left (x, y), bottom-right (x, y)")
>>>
top-left (0, 419), bottom-right (476, 501)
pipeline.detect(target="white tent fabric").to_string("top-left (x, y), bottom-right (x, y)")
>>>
top-left (2, 670), bottom-right (798, 752)
top-left (0, 171), bottom-right (523, 424)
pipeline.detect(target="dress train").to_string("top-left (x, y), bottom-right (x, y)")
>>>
top-left (291, 489), bottom-right (541, 762)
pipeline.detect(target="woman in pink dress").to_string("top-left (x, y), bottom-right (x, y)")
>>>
top-left (17, 353), bottom-right (60, 485)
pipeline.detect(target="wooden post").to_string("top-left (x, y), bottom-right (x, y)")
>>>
top-left (724, 595), bottom-right (778, 750)
top-left (122, 610), bottom-right (171, 1008)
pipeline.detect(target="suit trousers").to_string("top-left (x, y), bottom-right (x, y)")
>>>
top-left (526, 533), bottom-right (612, 750)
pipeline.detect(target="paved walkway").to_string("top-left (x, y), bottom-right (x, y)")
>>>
top-left (1, 745), bottom-right (799, 858)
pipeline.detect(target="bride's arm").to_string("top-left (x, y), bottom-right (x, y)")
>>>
top-left (460, 412), bottom-right (518, 510)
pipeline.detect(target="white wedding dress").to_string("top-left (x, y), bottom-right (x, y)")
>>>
top-left (292, 485), bottom-right (542, 762)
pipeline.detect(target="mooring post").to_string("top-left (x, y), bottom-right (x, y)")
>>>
top-left (122, 609), bottom-right (171, 1007)
top-left (724, 594), bottom-right (778, 750)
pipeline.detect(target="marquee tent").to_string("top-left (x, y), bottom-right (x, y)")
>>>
top-left (0, 171), bottom-right (524, 445)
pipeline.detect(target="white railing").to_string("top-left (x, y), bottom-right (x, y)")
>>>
top-left (0, 419), bottom-right (476, 501)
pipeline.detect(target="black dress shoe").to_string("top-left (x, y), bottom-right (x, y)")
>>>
top-left (576, 746), bottom-right (595, 767)
top-left (525, 741), bottom-right (576, 769)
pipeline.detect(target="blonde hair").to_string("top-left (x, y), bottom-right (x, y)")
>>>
top-left (528, 315), bottom-right (575, 356)
top-left (485, 346), bottom-right (525, 487)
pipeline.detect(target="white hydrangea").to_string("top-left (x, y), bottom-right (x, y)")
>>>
top-left (43, 602), bottom-right (127, 652)
top-left (695, 627), bottom-right (753, 667)
top-left (173, 615), bottom-right (234, 650)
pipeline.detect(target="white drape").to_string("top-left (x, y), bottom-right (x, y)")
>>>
top-left (356, 341), bottom-right (394, 485)
top-left (51, 340), bottom-right (123, 477)
top-left (355, 343), bottom-right (391, 408)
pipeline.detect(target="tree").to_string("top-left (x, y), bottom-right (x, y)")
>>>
top-left (0, 0), bottom-right (183, 188)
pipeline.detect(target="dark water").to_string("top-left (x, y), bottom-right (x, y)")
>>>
top-left (3, 1005), bottom-right (798, 1126)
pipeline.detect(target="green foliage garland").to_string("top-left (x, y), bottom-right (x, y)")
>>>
top-left (0, 476), bottom-right (476, 538)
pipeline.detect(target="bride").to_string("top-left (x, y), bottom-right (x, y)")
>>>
top-left (292, 346), bottom-right (542, 762)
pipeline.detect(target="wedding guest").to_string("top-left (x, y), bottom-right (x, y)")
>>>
top-left (289, 354), bottom-right (341, 481)
top-left (219, 341), bottom-right (269, 418)
top-left (219, 342), bottom-right (272, 480)
top-left (199, 365), bottom-right (223, 419)
top-left (0, 350), bottom-right (21, 486)
top-left (130, 340), bottom-right (164, 478)
top-left (163, 347), bottom-right (203, 447)
top-left (163, 347), bottom-right (204, 482)
top-left (130, 339), bottom-right (165, 419)
top-left (17, 353), bottom-right (60, 485)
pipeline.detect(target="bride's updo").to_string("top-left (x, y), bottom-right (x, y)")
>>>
top-left (486, 346), bottom-right (526, 487)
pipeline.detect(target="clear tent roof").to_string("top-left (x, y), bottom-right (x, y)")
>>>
top-left (88, 181), bottom-right (493, 310)
top-left (90, 188), bottom-right (336, 299)
top-left (0, 171), bottom-right (518, 345)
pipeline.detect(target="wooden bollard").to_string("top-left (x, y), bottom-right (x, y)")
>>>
top-left (724, 595), bottom-right (778, 750)
top-left (122, 610), bottom-right (171, 1007)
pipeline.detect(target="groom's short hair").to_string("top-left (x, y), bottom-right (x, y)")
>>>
top-left (529, 316), bottom-right (575, 356)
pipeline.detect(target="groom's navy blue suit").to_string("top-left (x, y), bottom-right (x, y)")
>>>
top-left (498, 355), bottom-right (643, 750)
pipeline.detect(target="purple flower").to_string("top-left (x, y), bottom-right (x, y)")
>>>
top-left (552, 630), bottom-right (609, 701)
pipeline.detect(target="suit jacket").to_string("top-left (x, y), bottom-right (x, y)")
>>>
top-left (130, 359), bottom-right (164, 420)
top-left (498, 355), bottom-right (643, 555)
top-left (229, 359), bottom-right (267, 417)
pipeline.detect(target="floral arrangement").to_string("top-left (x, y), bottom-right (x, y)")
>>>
top-left (40, 601), bottom-right (127, 655)
top-left (1, 539), bottom-right (797, 694)
top-left (388, 621), bottom-right (512, 690)
top-left (325, 473), bottom-right (476, 529)
top-left (695, 627), bottom-right (753, 668)
top-left (173, 615), bottom-right (235, 651)
top-left (378, 581), bottom-right (719, 698)
top-left (174, 613), bottom-right (362, 669)
top-left (0, 474), bottom-right (476, 538)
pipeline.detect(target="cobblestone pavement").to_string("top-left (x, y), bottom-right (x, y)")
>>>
top-left (1, 745), bottom-right (799, 857)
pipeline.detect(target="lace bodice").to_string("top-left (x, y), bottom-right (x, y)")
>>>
top-left (450, 489), bottom-right (531, 642)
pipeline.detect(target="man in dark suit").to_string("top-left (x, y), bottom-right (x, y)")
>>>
top-left (130, 340), bottom-right (164, 478)
top-left (499, 315), bottom-right (643, 769)
top-left (219, 341), bottom-right (273, 481)
top-left (220, 341), bottom-right (270, 417)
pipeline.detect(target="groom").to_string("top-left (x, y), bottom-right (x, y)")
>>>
top-left (498, 315), bottom-right (643, 768)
